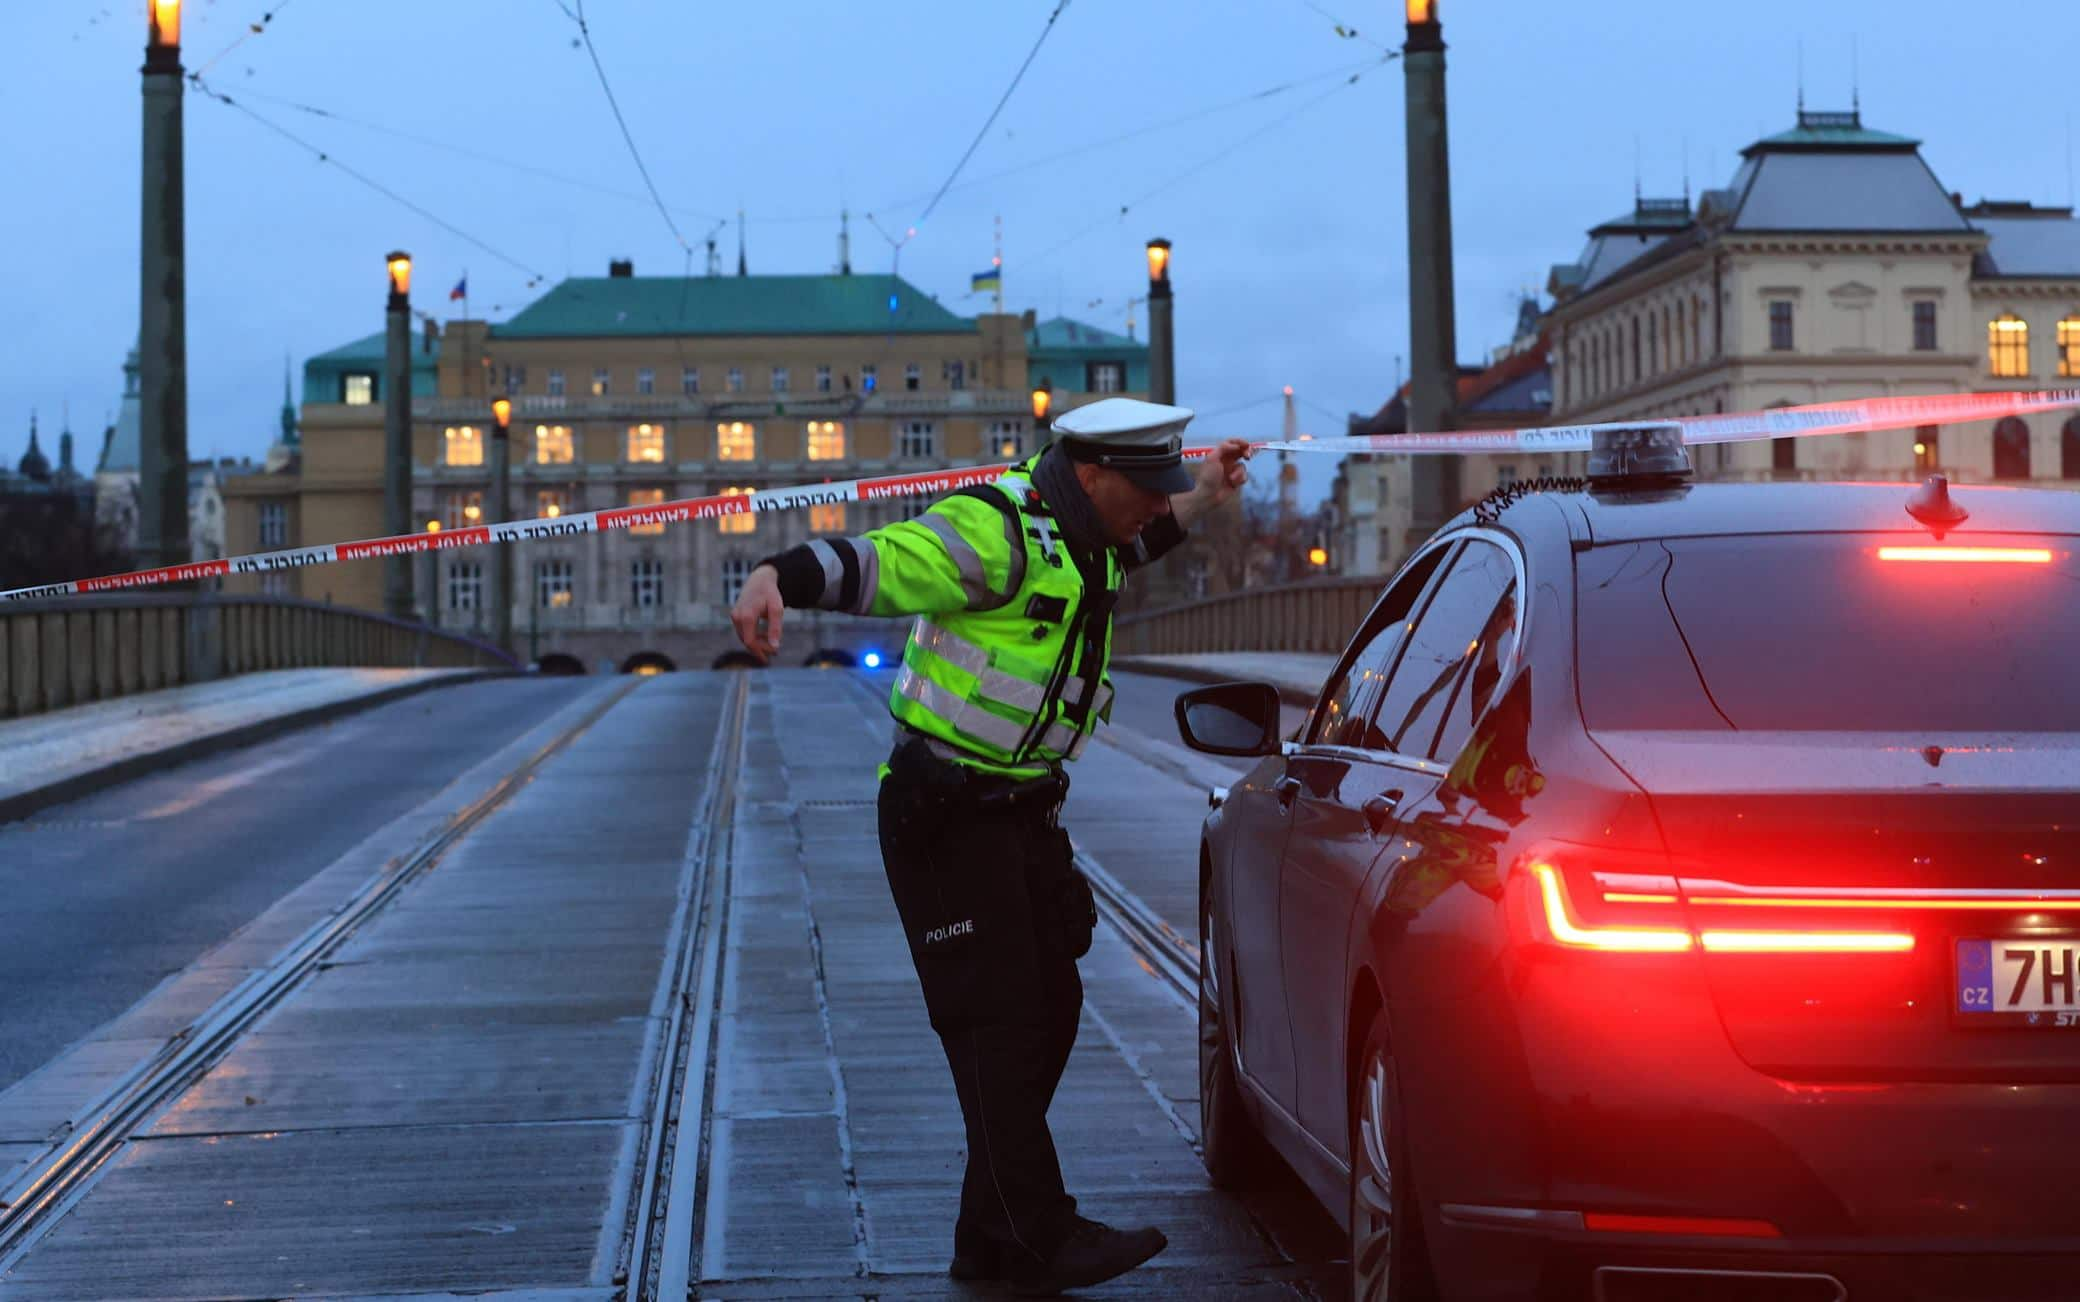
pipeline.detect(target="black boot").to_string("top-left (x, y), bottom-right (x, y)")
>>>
top-left (948, 1226), bottom-right (1003, 1281)
top-left (1005, 1217), bottom-right (1167, 1296)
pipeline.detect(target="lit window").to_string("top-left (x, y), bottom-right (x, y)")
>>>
top-left (440, 490), bottom-right (484, 530)
top-left (342, 373), bottom-right (375, 405)
top-left (727, 367), bottom-right (745, 393)
top-left (806, 420), bottom-right (846, 461)
top-left (2058, 316), bottom-right (2080, 378)
top-left (446, 561), bottom-right (484, 612)
top-left (534, 424), bottom-right (574, 464)
top-left (536, 559), bottom-right (574, 609)
top-left (626, 423), bottom-right (667, 463)
top-left (1989, 314), bottom-right (2030, 378)
top-left (900, 421), bottom-right (936, 459)
top-left (258, 501), bottom-right (287, 548)
top-left (1914, 425), bottom-right (1939, 475)
top-left (904, 363), bottom-right (921, 391)
top-left (815, 365), bottom-right (832, 393)
top-left (444, 425), bottom-right (484, 467)
top-left (810, 502), bottom-right (846, 533)
top-left (630, 557), bottom-right (665, 608)
top-left (591, 368), bottom-right (611, 397)
top-left (944, 360), bottom-right (967, 391)
top-left (682, 366), bottom-right (700, 396)
top-left (637, 367), bottom-right (655, 395)
top-left (717, 421), bottom-right (756, 461)
top-left (627, 487), bottom-right (667, 537)
top-left (1768, 301), bottom-right (1794, 351)
top-left (721, 556), bottom-right (752, 605)
top-left (771, 366), bottom-right (790, 393)
top-left (1913, 301), bottom-right (1937, 352)
top-left (988, 421), bottom-right (1025, 460)
top-left (720, 486), bottom-right (756, 535)
top-left (1088, 361), bottom-right (1125, 393)
top-left (547, 369), bottom-right (566, 397)
top-left (536, 488), bottom-right (568, 519)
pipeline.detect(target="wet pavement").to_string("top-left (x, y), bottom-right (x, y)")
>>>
top-left (0, 669), bottom-right (1344, 1300)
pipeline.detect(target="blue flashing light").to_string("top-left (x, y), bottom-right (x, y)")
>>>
top-left (862, 651), bottom-right (884, 670)
top-left (888, 294), bottom-right (900, 313)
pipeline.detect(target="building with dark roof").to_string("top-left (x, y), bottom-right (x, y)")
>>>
top-left (1544, 107), bottom-right (2080, 486)
top-left (224, 263), bottom-right (1144, 671)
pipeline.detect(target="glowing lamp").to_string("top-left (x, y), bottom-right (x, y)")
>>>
top-left (426, 520), bottom-right (442, 533)
top-left (1308, 546), bottom-right (1329, 566)
top-left (149, 0), bottom-right (181, 48)
top-left (385, 251), bottom-right (412, 300)
top-left (1031, 382), bottom-right (1053, 423)
top-left (1145, 238), bottom-right (1172, 288)
top-left (862, 651), bottom-right (884, 669)
top-left (492, 398), bottom-right (512, 431)
top-left (1406, 0), bottom-right (1437, 24)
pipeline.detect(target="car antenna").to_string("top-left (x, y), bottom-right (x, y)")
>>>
top-left (1905, 473), bottom-right (1969, 538)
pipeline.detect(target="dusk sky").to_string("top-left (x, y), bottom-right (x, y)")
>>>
top-left (10, 0), bottom-right (2076, 506)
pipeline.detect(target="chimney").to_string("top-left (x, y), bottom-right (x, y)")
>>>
top-left (609, 258), bottom-right (634, 278)
top-left (1020, 308), bottom-right (1037, 330)
top-left (422, 318), bottom-right (437, 355)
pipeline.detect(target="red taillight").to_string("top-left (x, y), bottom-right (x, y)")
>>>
top-left (1528, 862), bottom-right (1916, 956)
top-left (1530, 864), bottom-right (1691, 952)
top-left (1582, 1212), bottom-right (1782, 1238)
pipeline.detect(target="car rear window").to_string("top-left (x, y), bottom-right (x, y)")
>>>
top-left (1577, 535), bottom-right (2080, 732)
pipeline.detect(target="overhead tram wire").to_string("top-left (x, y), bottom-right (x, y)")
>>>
top-left (910, 0), bottom-right (1074, 233)
top-left (1295, 0), bottom-right (1392, 52)
top-left (191, 79), bottom-right (550, 285)
top-left (568, 0), bottom-right (693, 256)
top-left (190, 0), bottom-right (304, 79)
top-left (224, 84), bottom-right (730, 226)
top-left (1020, 56), bottom-right (1389, 274)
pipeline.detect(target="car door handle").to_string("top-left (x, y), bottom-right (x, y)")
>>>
top-left (1274, 776), bottom-right (1302, 809)
top-left (1362, 790), bottom-right (1404, 835)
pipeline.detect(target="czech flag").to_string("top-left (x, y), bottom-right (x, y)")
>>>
top-left (970, 268), bottom-right (1001, 293)
top-left (449, 275), bottom-right (467, 302)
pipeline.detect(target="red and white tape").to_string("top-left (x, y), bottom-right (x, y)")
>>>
top-left (6, 387), bottom-right (2077, 602)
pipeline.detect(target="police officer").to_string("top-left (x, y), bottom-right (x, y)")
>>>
top-left (731, 399), bottom-right (1249, 1295)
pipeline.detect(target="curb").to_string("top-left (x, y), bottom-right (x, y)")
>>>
top-left (0, 670), bottom-right (505, 825)
top-left (1110, 656), bottom-right (1322, 708)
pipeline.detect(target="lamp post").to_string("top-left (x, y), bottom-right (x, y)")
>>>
top-left (383, 251), bottom-right (414, 618)
top-left (139, 0), bottom-right (190, 572)
top-left (1403, 0), bottom-right (1461, 543)
top-left (1145, 238), bottom-right (1175, 405)
top-left (1031, 380), bottom-right (1054, 448)
top-left (489, 397), bottom-right (513, 658)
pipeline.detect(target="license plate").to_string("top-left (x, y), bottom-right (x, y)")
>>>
top-left (1956, 939), bottom-right (2080, 1027)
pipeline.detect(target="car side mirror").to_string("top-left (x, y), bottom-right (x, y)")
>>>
top-left (1174, 682), bottom-right (1283, 757)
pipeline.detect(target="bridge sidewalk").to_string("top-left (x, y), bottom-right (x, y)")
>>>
top-left (0, 667), bottom-right (491, 823)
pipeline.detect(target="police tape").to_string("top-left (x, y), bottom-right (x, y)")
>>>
top-left (6, 387), bottom-right (2078, 602)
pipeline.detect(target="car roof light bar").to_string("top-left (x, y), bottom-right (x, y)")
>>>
top-left (1586, 422), bottom-right (1692, 488)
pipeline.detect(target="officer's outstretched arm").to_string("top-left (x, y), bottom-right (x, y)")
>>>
top-left (731, 497), bottom-right (1021, 659)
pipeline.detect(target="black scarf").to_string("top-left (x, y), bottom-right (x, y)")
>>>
top-left (1031, 445), bottom-right (1110, 558)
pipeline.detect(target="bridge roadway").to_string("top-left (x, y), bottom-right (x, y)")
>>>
top-left (0, 669), bottom-right (1340, 1299)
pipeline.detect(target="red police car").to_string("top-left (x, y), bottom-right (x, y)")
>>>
top-left (1178, 427), bottom-right (2080, 1301)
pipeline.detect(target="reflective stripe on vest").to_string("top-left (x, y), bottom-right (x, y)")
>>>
top-left (910, 618), bottom-right (1111, 718)
top-left (891, 663), bottom-right (1099, 760)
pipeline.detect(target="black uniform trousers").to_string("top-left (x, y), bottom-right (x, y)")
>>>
top-left (876, 751), bottom-right (1094, 1267)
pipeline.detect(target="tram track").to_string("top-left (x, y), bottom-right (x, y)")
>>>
top-left (0, 677), bottom-right (644, 1274)
top-left (619, 670), bottom-right (749, 1301)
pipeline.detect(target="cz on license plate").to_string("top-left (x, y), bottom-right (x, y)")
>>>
top-left (1956, 939), bottom-right (2080, 1027)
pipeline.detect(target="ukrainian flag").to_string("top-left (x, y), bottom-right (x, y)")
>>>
top-left (971, 268), bottom-right (1002, 293)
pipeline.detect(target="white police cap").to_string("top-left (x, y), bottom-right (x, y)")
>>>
top-left (1050, 397), bottom-right (1197, 494)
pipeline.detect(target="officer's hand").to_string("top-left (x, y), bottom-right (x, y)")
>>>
top-left (1196, 437), bottom-right (1251, 507)
top-left (731, 564), bottom-right (785, 661)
